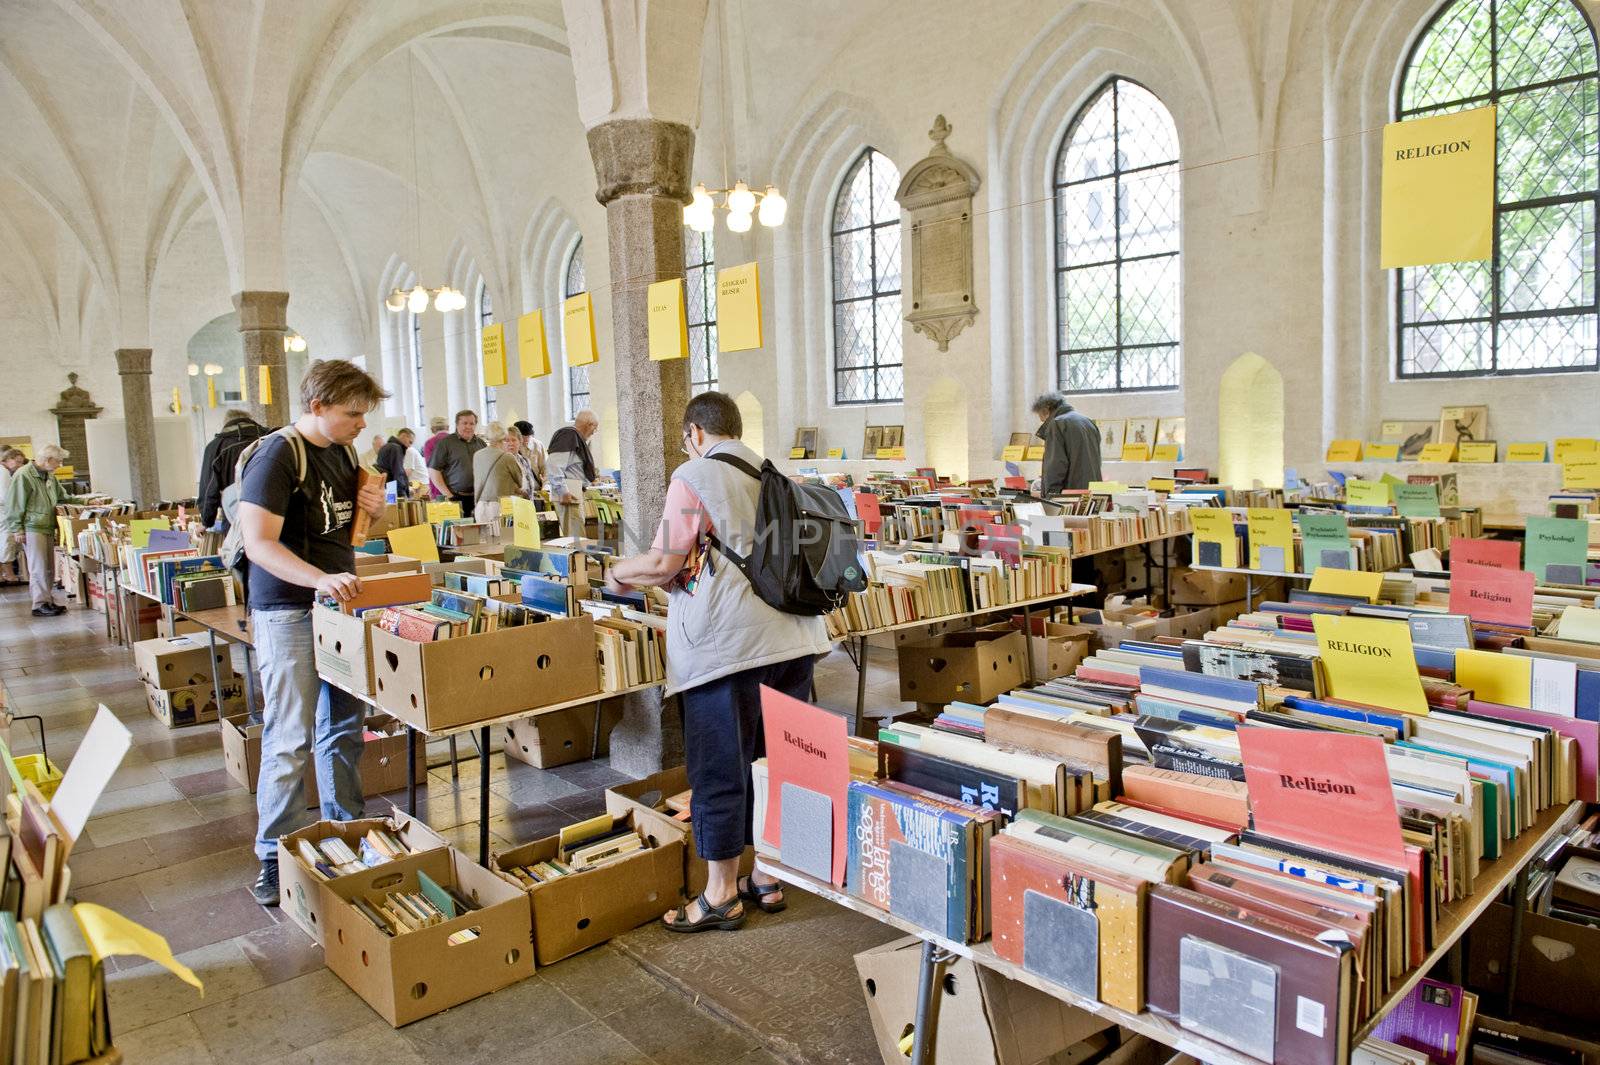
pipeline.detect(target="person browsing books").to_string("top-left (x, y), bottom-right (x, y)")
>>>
top-left (471, 422), bottom-right (524, 525)
top-left (234, 359), bottom-right (388, 907)
top-left (1032, 391), bottom-right (1103, 495)
top-left (0, 447), bottom-right (27, 586)
top-left (375, 429), bottom-right (414, 500)
top-left (548, 411), bottom-right (599, 539)
top-left (605, 391), bottom-right (833, 933)
top-left (427, 410), bottom-right (485, 514)
top-left (2, 443), bottom-right (88, 615)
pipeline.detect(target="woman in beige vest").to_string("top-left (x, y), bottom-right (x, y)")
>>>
top-left (471, 422), bottom-right (524, 527)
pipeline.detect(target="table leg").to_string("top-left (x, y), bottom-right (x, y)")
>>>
top-left (1142, 543), bottom-right (1152, 600)
top-left (592, 700), bottom-right (605, 757)
top-left (406, 726), bottom-right (419, 817)
top-left (243, 645), bottom-right (261, 725)
top-left (1245, 574), bottom-right (1254, 611)
top-left (1021, 603), bottom-right (1036, 685)
top-left (1505, 863), bottom-right (1529, 1018)
top-left (478, 725), bottom-right (491, 867)
top-left (449, 737), bottom-right (459, 782)
top-left (1162, 541), bottom-right (1171, 605)
top-left (205, 630), bottom-right (224, 722)
top-left (910, 939), bottom-right (949, 1065)
top-left (853, 634), bottom-right (871, 739)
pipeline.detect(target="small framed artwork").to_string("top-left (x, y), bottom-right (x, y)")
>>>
top-left (1380, 420), bottom-right (1436, 460)
top-left (793, 427), bottom-right (818, 459)
top-left (1098, 419), bottom-right (1126, 461)
top-left (1438, 405), bottom-right (1488, 445)
top-left (1009, 431), bottom-right (1033, 448)
top-left (881, 425), bottom-right (905, 449)
top-left (863, 425), bottom-right (884, 457)
top-left (1124, 417), bottom-right (1157, 449)
top-left (1155, 417), bottom-right (1185, 451)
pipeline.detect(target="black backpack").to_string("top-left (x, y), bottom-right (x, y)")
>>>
top-left (706, 453), bottom-right (867, 616)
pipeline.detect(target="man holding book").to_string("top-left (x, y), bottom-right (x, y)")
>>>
top-left (548, 410), bottom-right (599, 539)
top-left (234, 359), bottom-right (388, 907)
top-left (606, 391), bottom-right (832, 932)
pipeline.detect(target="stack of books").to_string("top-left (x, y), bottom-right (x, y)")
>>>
top-left (502, 815), bottom-right (649, 886)
top-left (295, 827), bottom-right (418, 880)
top-left (582, 606), bottom-right (666, 691)
top-left (344, 870), bottom-right (481, 940)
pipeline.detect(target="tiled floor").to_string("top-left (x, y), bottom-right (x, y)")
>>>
top-left (1, 584), bottom-right (914, 1064)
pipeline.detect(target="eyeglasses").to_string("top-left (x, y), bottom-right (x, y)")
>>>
top-left (680, 431), bottom-right (692, 456)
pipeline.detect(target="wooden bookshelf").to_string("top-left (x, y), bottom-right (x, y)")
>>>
top-left (760, 800), bottom-right (1584, 1065)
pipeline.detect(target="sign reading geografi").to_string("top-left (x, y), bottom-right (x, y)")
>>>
top-left (1380, 105), bottom-right (1495, 269)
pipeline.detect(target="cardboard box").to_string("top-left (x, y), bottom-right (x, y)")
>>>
top-left (1169, 566), bottom-right (1247, 606)
top-left (276, 813), bottom-right (450, 946)
top-left (370, 616), bottom-right (598, 731)
top-left (1161, 608), bottom-right (1214, 641)
top-left (1076, 598), bottom-right (1169, 649)
top-left (603, 767), bottom-right (756, 898)
top-left (855, 937), bottom-right (1116, 1065)
top-left (501, 699), bottom-right (623, 770)
top-left (1469, 1016), bottom-right (1600, 1065)
top-left (1210, 598), bottom-right (1249, 626)
top-left (134, 635), bottom-right (228, 690)
top-left (321, 847), bottom-right (534, 1025)
top-left (421, 558), bottom-right (493, 587)
top-left (220, 712), bottom-right (424, 802)
top-left (897, 628), bottom-right (1027, 704)
top-left (159, 614), bottom-right (204, 639)
top-left (313, 605), bottom-right (380, 695)
top-left (986, 621), bottom-right (1093, 681)
top-left (490, 809), bottom-right (685, 965)
top-left (1468, 902), bottom-right (1600, 1026)
top-left (146, 673), bottom-right (242, 728)
top-left (353, 553), bottom-right (424, 577)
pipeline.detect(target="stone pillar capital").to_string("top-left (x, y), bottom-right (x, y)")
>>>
top-left (114, 348), bottom-right (153, 375)
top-left (586, 119), bottom-right (695, 206)
top-left (233, 290), bottom-right (290, 331)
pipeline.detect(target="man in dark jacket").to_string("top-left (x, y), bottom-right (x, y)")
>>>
top-left (375, 429), bottom-right (414, 499)
top-left (1031, 392), bottom-right (1103, 495)
top-left (199, 410), bottom-right (270, 528)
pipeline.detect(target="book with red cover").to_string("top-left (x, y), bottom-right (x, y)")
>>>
top-left (1467, 699), bottom-right (1598, 802)
top-left (853, 492), bottom-right (882, 537)
top-left (1145, 883), bottom-right (1355, 1065)
top-left (1118, 764), bottom-right (1250, 829)
top-left (759, 686), bottom-right (850, 885)
top-left (377, 607), bottom-right (450, 642)
top-left (1450, 537), bottom-right (1521, 572)
top-left (1449, 561), bottom-right (1535, 628)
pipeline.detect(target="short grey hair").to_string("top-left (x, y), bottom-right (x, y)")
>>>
top-left (37, 443), bottom-right (68, 462)
top-left (1030, 392), bottom-right (1067, 418)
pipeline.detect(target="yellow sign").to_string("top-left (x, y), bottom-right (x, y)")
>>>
top-left (825, 448), bottom-right (844, 460)
top-left (1507, 442), bottom-right (1547, 462)
top-left (129, 519), bottom-right (168, 549)
top-left (1564, 458), bottom-right (1600, 490)
top-left (1553, 438), bottom-right (1598, 463)
top-left (518, 310), bottom-right (551, 378)
top-left (1121, 443), bottom-right (1151, 462)
top-left (1246, 508), bottom-right (1295, 572)
top-left (1346, 479), bottom-right (1392, 507)
top-left (259, 365), bottom-right (272, 406)
top-left (510, 496), bottom-right (541, 549)
top-left (1001, 445), bottom-right (1026, 462)
top-left (717, 262), bottom-right (763, 352)
top-left (876, 447), bottom-right (906, 461)
top-left (1455, 648), bottom-right (1531, 709)
top-left (1313, 613), bottom-right (1428, 714)
top-left (562, 292), bottom-right (598, 367)
top-left (1458, 441), bottom-right (1496, 463)
top-left (206, 376), bottom-right (217, 409)
top-left (1151, 443), bottom-right (1180, 462)
top-left (1148, 478), bottom-right (1177, 492)
top-left (239, 366), bottom-right (249, 403)
top-left (1087, 481), bottom-right (1129, 494)
top-left (387, 524), bottom-right (440, 564)
top-left (1189, 508), bottom-right (1239, 569)
top-left (1326, 440), bottom-right (1363, 462)
top-left (170, 387), bottom-right (182, 414)
top-left (75, 903), bottom-right (202, 992)
top-left (425, 501), bottom-right (462, 523)
top-left (647, 278), bottom-right (689, 361)
top-left (1418, 441), bottom-right (1457, 462)
top-left (1309, 566), bottom-right (1385, 604)
top-left (789, 446), bottom-right (807, 459)
top-left (1380, 105), bottom-right (1495, 269)
top-left (1365, 443), bottom-right (1400, 461)
top-left (1023, 445), bottom-right (1046, 461)
top-left (481, 322), bottom-right (508, 387)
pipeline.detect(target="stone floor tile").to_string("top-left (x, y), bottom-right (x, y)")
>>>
top-left (83, 798), bottom-right (204, 849)
top-left (538, 945), bottom-right (664, 1020)
top-left (192, 968), bottom-right (374, 1060)
top-left (132, 846), bottom-right (261, 911)
top-left (189, 787), bottom-right (260, 822)
top-left (548, 788), bottom-right (611, 819)
top-left (145, 811), bottom-right (257, 865)
top-left (171, 767), bottom-right (239, 799)
top-left (599, 989), bottom-right (758, 1065)
top-left (107, 938), bottom-right (267, 1032)
top-left (276, 1021), bottom-right (432, 1065)
top-left (91, 777), bottom-right (187, 816)
top-left (110, 1014), bottom-right (220, 1065)
top-left (398, 976), bottom-right (594, 1065)
top-left (70, 837), bottom-right (161, 888)
top-left (237, 919), bottom-right (324, 988)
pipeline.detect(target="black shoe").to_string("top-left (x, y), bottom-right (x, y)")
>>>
top-left (252, 860), bottom-right (280, 907)
top-left (31, 606), bottom-right (57, 617)
top-left (46, 603), bottom-right (66, 615)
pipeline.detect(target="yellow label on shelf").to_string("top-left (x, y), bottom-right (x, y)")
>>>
top-left (1309, 567), bottom-right (1385, 603)
top-left (647, 277), bottom-right (689, 361)
top-left (1457, 441), bottom-right (1496, 463)
top-left (876, 446), bottom-right (906, 461)
top-left (562, 292), bottom-right (598, 367)
top-left (481, 322), bottom-right (508, 386)
top-left (717, 262), bottom-right (763, 352)
top-left (825, 448), bottom-right (844, 460)
top-left (789, 447), bottom-right (807, 459)
top-left (387, 524), bottom-right (440, 564)
top-left (518, 310), bottom-right (551, 378)
top-left (1023, 445), bottom-right (1045, 461)
top-left (1151, 444), bottom-right (1180, 462)
top-left (1365, 443), bottom-right (1400, 461)
top-left (1506, 442), bottom-right (1548, 462)
top-left (1189, 508), bottom-right (1239, 569)
top-left (1087, 481), bottom-right (1128, 494)
top-left (1314, 614), bottom-right (1428, 714)
top-left (1326, 439), bottom-right (1363, 462)
top-left (1564, 458), bottom-right (1600, 490)
top-left (1418, 442), bottom-right (1457, 462)
top-left (1246, 508), bottom-right (1295, 572)
top-left (1121, 443), bottom-right (1151, 462)
top-left (1346, 480), bottom-right (1392, 506)
top-left (1148, 478), bottom-right (1177, 492)
top-left (425, 501), bottom-right (462, 523)
top-left (1553, 438), bottom-right (1598, 463)
top-left (1001, 445), bottom-right (1026, 462)
top-left (511, 496), bottom-right (541, 548)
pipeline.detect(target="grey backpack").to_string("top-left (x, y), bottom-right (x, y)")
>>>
top-left (218, 428), bottom-right (357, 594)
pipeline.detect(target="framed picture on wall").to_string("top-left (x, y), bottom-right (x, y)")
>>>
top-left (793, 427), bottom-right (818, 459)
top-left (1155, 418), bottom-right (1186, 451)
top-left (864, 425), bottom-right (884, 458)
top-left (1438, 405), bottom-right (1489, 445)
top-left (1009, 431), bottom-right (1033, 448)
top-left (1380, 420), bottom-right (1436, 460)
top-left (1124, 417), bottom-right (1157, 449)
top-left (1098, 419), bottom-right (1126, 461)
top-left (881, 425), bottom-right (905, 449)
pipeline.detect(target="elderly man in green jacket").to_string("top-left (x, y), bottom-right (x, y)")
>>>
top-left (1031, 392), bottom-right (1103, 495)
top-left (2, 443), bottom-right (84, 616)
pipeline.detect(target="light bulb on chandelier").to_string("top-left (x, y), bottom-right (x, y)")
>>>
top-left (681, 181), bottom-right (785, 232)
top-left (726, 209), bottom-right (753, 234)
top-left (758, 187), bottom-right (787, 227)
top-left (407, 286), bottom-right (429, 314)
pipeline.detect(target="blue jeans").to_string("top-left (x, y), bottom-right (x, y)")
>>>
top-left (680, 655), bottom-right (816, 862)
top-left (252, 607), bottom-right (365, 861)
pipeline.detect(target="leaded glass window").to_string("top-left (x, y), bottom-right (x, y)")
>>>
top-left (1397, 0), bottom-right (1600, 376)
top-left (831, 149), bottom-right (904, 405)
top-left (1054, 77), bottom-right (1181, 392)
top-left (477, 280), bottom-right (497, 422)
top-left (564, 240), bottom-right (590, 416)
top-left (685, 230), bottom-right (718, 391)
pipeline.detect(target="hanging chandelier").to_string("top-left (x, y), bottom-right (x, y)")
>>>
top-left (682, 181), bottom-right (786, 234)
top-left (384, 285), bottom-right (466, 314)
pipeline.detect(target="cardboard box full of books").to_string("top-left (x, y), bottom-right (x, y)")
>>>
top-left (855, 937), bottom-right (1116, 1065)
top-left (490, 809), bottom-right (685, 965)
top-left (980, 621), bottom-right (1093, 682)
top-left (277, 813), bottom-right (450, 946)
top-left (220, 712), bottom-right (424, 803)
top-left (603, 766), bottom-right (755, 898)
top-left (312, 605), bottom-right (380, 696)
top-left (1169, 566), bottom-right (1248, 606)
top-left (370, 616), bottom-right (598, 732)
top-left (352, 553), bottom-right (423, 577)
top-left (321, 846), bottom-right (535, 1026)
top-left (897, 627), bottom-right (1026, 705)
top-left (502, 699), bottom-right (623, 770)
top-left (145, 674), bottom-right (242, 728)
top-left (134, 635), bottom-right (228, 690)
top-left (1077, 597), bottom-right (1170, 648)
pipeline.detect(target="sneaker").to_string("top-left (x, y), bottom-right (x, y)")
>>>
top-left (46, 603), bottom-right (66, 615)
top-left (30, 607), bottom-right (56, 617)
top-left (252, 860), bottom-right (280, 907)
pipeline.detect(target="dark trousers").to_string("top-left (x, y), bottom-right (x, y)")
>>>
top-left (452, 493), bottom-right (474, 514)
top-left (680, 654), bottom-right (816, 863)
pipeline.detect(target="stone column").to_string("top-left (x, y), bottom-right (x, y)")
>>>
top-left (114, 349), bottom-right (160, 506)
top-left (235, 291), bottom-right (290, 427)
top-left (588, 117), bottom-right (695, 777)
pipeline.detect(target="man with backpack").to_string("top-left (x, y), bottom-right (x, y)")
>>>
top-left (198, 409), bottom-right (270, 531)
top-left (230, 359), bottom-right (388, 907)
top-left (605, 391), bottom-right (838, 933)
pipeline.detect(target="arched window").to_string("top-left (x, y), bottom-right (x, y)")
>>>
top-left (686, 230), bottom-right (718, 391)
top-left (410, 311), bottom-right (425, 428)
top-left (564, 240), bottom-right (591, 418)
top-left (830, 148), bottom-right (903, 405)
top-left (476, 280), bottom-right (498, 421)
top-left (1054, 77), bottom-right (1181, 393)
top-left (1397, 0), bottom-right (1599, 376)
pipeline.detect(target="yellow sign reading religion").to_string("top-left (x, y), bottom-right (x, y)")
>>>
top-left (1380, 105), bottom-right (1495, 269)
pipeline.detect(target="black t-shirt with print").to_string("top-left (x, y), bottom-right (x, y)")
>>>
top-left (238, 434), bottom-right (357, 608)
